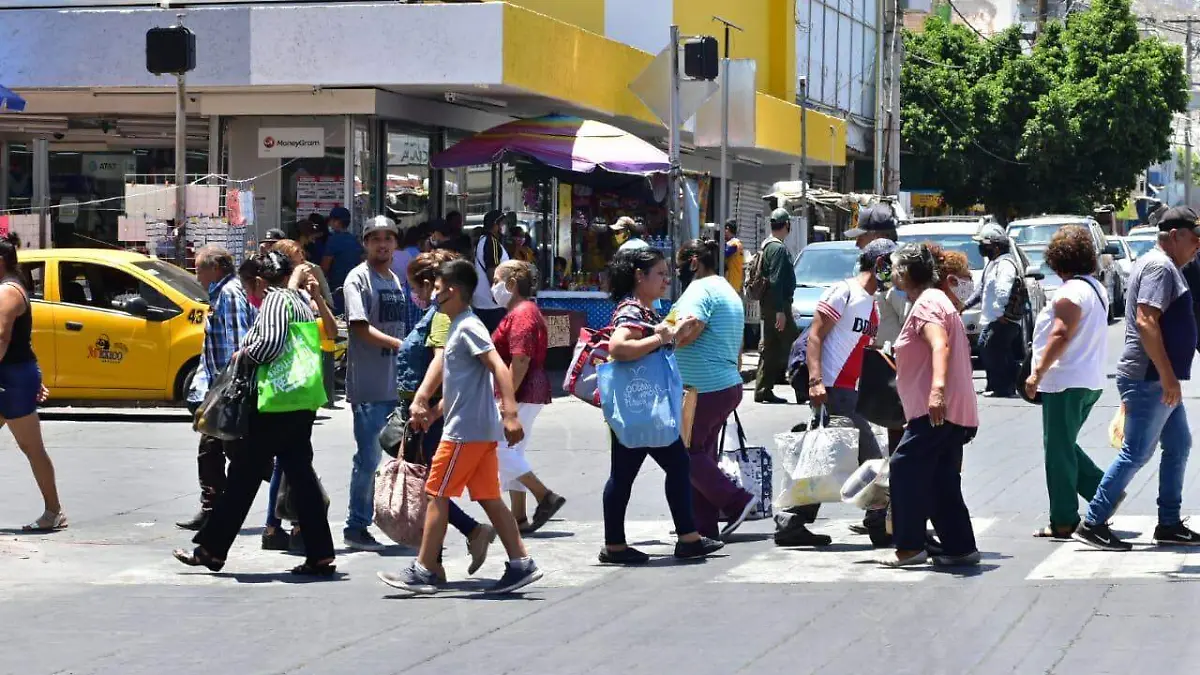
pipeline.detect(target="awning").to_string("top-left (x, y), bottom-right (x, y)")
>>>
top-left (431, 114), bottom-right (669, 176)
top-left (0, 85), bottom-right (25, 112)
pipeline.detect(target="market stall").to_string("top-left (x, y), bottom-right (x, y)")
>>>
top-left (431, 114), bottom-right (672, 334)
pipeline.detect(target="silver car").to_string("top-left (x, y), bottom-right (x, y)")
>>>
top-left (1007, 215), bottom-right (1123, 321)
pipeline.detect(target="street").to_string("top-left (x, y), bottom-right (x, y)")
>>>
top-left (2, 320), bottom-right (1199, 675)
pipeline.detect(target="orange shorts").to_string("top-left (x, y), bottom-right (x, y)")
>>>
top-left (425, 440), bottom-right (501, 502)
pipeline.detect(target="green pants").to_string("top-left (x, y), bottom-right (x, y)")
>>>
top-left (755, 302), bottom-right (798, 397)
top-left (1041, 388), bottom-right (1105, 529)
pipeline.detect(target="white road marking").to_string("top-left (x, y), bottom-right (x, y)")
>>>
top-left (714, 518), bottom-right (996, 584)
top-left (1025, 516), bottom-right (1200, 581)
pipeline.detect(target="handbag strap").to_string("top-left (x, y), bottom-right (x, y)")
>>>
top-left (718, 408), bottom-right (750, 453)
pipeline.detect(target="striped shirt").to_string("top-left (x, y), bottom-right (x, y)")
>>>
top-left (187, 275), bottom-right (256, 403)
top-left (242, 288), bottom-right (315, 365)
top-left (673, 275), bottom-right (744, 394)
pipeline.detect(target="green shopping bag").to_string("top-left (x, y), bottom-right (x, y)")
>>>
top-left (256, 318), bottom-right (328, 412)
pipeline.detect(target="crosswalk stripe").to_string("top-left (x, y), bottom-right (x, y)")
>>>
top-left (1025, 516), bottom-right (1200, 581)
top-left (714, 518), bottom-right (997, 584)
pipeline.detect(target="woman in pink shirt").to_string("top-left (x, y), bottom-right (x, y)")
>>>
top-left (883, 243), bottom-right (981, 568)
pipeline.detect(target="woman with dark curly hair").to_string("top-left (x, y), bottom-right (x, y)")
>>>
top-left (599, 247), bottom-right (724, 564)
top-left (1025, 225), bottom-right (1110, 539)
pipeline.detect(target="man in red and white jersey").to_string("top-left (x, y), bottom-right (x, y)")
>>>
top-left (774, 239), bottom-right (895, 548)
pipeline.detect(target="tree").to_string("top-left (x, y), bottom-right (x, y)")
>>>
top-left (902, 0), bottom-right (1187, 221)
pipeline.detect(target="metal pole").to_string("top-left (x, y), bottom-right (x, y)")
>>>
top-left (800, 78), bottom-right (808, 200)
top-left (873, 0), bottom-right (886, 194)
top-left (1187, 18), bottom-right (1194, 208)
top-left (33, 138), bottom-right (48, 249)
top-left (669, 24), bottom-right (682, 297)
top-left (713, 16), bottom-right (742, 276)
top-left (174, 71), bottom-right (187, 267)
top-left (0, 141), bottom-right (8, 212)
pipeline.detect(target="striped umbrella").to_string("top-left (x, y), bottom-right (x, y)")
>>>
top-left (431, 114), bottom-right (668, 175)
top-left (0, 85), bottom-right (26, 112)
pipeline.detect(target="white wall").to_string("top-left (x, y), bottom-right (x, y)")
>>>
top-left (226, 116), bottom-right (347, 236)
top-left (604, 0), bottom-right (672, 53)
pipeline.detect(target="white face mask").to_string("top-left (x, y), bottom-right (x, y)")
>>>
top-left (949, 275), bottom-right (975, 305)
top-left (491, 280), bottom-right (513, 307)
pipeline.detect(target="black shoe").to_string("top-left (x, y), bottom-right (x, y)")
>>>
top-left (867, 525), bottom-right (893, 548)
top-left (925, 533), bottom-right (944, 556)
top-left (1153, 521), bottom-right (1200, 546)
top-left (598, 546), bottom-right (650, 565)
top-left (487, 559), bottom-right (543, 594)
top-left (674, 536), bottom-right (725, 559)
top-left (848, 523), bottom-right (870, 535)
top-left (175, 511), bottom-right (209, 531)
top-left (1073, 521), bottom-right (1132, 552)
top-left (774, 524), bottom-right (833, 547)
top-left (526, 492), bottom-right (567, 534)
top-left (289, 528), bottom-right (305, 552)
top-left (262, 528), bottom-right (291, 551)
top-left (754, 393), bottom-right (788, 405)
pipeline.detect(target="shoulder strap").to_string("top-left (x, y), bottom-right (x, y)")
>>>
top-left (1071, 276), bottom-right (1107, 311)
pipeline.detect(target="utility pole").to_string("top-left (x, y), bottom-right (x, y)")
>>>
top-left (713, 15), bottom-right (742, 276)
top-left (174, 67), bottom-right (188, 267)
top-left (668, 24), bottom-right (682, 299)
top-left (799, 76), bottom-right (809, 252)
top-left (873, 0), bottom-right (886, 194)
top-left (1188, 17), bottom-right (1194, 208)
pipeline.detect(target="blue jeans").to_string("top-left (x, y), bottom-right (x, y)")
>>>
top-left (1085, 377), bottom-right (1192, 527)
top-left (346, 400), bottom-right (396, 532)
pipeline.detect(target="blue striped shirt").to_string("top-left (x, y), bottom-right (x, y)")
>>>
top-left (673, 275), bottom-right (744, 394)
top-left (187, 275), bottom-right (257, 403)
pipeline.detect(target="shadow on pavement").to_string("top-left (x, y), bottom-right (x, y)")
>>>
top-left (209, 571), bottom-right (349, 584)
top-left (40, 411), bottom-right (191, 423)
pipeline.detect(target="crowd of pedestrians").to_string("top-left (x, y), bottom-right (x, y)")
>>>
top-left (8, 196), bottom-right (1199, 594)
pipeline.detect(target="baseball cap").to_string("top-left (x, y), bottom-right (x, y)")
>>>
top-left (328, 206), bottom-right (351, 224)
top-left (861, 238), bottom-right (898, 264)
top-left (482, 209), bottom-right (504, 228)
top-left (361, 215), bottom-right (400, 241)
top-left (972, 223), bottom-right (1007, 244)
top-left (1156, 206), bottom-right (1200, 235)
top-left (845, 203), bottom-right (897, 239)
top-left (262, 228), bottom-right (286, 243)
top-left (769, 207), bottom-right (791, 225)
top-left (610, 216), bottom-right (636, 231)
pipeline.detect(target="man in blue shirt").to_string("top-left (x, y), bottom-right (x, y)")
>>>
top-left (1075, 207), bottom-right (1200, 551)
top-left (178, 245), bottom-right (257, 531)
top-left (320, 206), bottom-right (364, 313)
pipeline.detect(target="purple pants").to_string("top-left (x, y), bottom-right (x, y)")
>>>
top-left (688, 384), bottom-right (754, 538)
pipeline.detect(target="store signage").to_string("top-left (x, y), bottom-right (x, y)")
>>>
top-left (258, 127), bottom-right (324, 158)
top-left (389, 135), bottom-right (430, 166)
top-left (82, 154), bottom-right (137, 181)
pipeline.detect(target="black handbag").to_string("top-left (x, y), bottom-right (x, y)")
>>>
top-left (193, 357), bottom-right (255, 441)
top-left (378, 406), bottom-right (407, 458)
top-left (855, 348), bottom-right (907, 428)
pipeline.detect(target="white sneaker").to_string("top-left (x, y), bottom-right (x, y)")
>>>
top-left (720, 497), bottom-right (759, 541)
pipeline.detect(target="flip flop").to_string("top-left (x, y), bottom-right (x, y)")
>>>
top-left (290, 561), bottom-right (337, 577)
top-left (22, 510), bottom-right (67, 533)
top-left (1032, 525), bottom-right (1074, 539)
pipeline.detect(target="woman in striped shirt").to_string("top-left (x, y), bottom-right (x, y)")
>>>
top-left (174, 251), bottom-right (337, 578)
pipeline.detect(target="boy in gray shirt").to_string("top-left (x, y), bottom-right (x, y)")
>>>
top-left (378, 259), bottom-right (542, 595)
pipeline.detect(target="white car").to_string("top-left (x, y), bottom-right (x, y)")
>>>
top-left (897, 217), bottom-right (1048, 353)
top-left (1007, 215), bottom-right (1123, 321)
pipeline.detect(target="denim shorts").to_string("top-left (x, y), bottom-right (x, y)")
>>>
top-left (0, 360), bottom-right (41, 419)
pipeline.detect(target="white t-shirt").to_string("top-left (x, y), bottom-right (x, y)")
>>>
top-left (814, 280), bottom-right (879, 389)
top-left (1031, 275), bottom-right (1109, 393)
top-left (472, 235), bottom-right (510, 310)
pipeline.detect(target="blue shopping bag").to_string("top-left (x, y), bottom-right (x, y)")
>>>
top-left (597, 349), bottom-right (684, 449)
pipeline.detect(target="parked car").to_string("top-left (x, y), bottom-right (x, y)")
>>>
top-left (17, 249), bottom-right (206, 402)
top-left (790, 240), bottom-right (861, 333)
top-left (1122, 234), bottom-right (1157, 260)
top-left (1007, 215), bottom-right (1123, 320)
top-left (897, 217), bottom-right (1047, 354)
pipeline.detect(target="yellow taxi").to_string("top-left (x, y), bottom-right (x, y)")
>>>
top-left (17, 249), bottom-right (207, 402)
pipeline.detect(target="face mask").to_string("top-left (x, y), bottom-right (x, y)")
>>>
top-left (874, 259), bottom-right (893, 287)
top-left (410, 289), bottom-right (430, 310)
top-left (949, 276), bottom-right (975, 305)
top-left (247, 292), bottom-right (263, 309)
top-left (979, 245), bottom-right (991, 260)
top-left (491, 281), bottom-right (513, 307)
top-left (433, 290), bottom-right (452, 309)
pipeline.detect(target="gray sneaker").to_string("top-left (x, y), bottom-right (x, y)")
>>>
top-left (931, 550), bottom-right (982, 566)
top-left (344, 528), bottom-right (385, 552)
top-left (378, 563), bottom-right (440, 594)
top-left (486, 559), bottom-right (543, 594)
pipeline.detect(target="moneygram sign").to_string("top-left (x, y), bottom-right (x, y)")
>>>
top-left (258, 127), bottom-right (324, 158)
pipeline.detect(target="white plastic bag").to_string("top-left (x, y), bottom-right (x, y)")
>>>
top-left (840, 457), bottom-right (890, 510)
top-left (773, 411), bottom-right (860, 508)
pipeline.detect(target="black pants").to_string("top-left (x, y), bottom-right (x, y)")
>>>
top-left (602, 431), bottom-right (695, 545)
top-left (890, 416), bottom-right (977, 555)
top-left (474, 306), bottom-right (507, 334)
top-left (980, 319), bottom-right (1022, 396)
top-left (195, 410), bottom-right (334, 563)
top-left (186, 400), bottom-right (232, 513)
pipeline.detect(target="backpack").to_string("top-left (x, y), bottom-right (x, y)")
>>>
top-left (999, 256), bottom-right (1029, 323)
top-left (746, 240), bottom-right (783, 301)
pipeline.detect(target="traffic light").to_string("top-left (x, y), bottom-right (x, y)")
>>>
top-left (146, 26), bottom-right (196, 75)
top-left (683, 36), bottom-right (719, 81)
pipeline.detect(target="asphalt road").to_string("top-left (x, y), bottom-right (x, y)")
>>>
top-left (2, 320), bottom-right (1198, 675)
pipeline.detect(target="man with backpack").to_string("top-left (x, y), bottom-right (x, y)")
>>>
top-left (964, 224), bottom-right (1026, 398)
top-left (750, 208), bottom-right (799, 404)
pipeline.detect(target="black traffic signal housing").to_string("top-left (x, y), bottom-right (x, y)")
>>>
top-left (146, 26), bottom-right (196, 75)
top-left (683, 36), bottom-right (719, 81)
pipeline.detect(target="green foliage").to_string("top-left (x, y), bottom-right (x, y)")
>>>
top-left (902, 0), bottom-right (1187, 220)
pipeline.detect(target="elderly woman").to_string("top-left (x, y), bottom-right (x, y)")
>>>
top-left (928, 245), bottom-right (974, 312)
top-left (882, 243), bottom-right (980, 567)
top-left (1025, 226), bottom-right (1110, 538)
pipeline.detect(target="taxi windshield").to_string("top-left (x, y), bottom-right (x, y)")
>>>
top-left (132, 260), bottom-right (208, 304)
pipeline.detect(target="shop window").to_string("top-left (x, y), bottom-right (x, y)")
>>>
top-left (17, 262), bottom-right (44, 300)
top-left (281, 150), bottom-right (346, 236)
top-left (385, 128), bottom-right (432, 229)
top-left (58, 262), bottom-right (177, 316)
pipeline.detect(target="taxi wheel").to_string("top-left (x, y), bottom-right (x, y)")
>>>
top-left (174, 360), bottom-right (199, 402)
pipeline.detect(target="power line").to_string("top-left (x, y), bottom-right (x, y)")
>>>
top-left (918, 88), bottom-right (1029, 165)
top-left (908, 52), bottom-right (968, 68)
top-left (944, 0), bottom-right (1025, 53)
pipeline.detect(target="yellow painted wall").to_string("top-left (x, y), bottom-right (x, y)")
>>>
top-left (672, 0), bottom-right (795, 102)
top-left (505, 0), bottom-right (605, 34)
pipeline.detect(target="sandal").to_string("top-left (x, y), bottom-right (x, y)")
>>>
top-left (1032, 525), bottom-right (1074, 539)
top-left (290, 560), bottom-right (337, 577)
top-left (22, 510), bottom-right (67, 532)
top-left (173, 547), bottom-right (225, 572)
